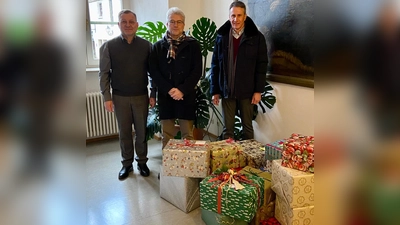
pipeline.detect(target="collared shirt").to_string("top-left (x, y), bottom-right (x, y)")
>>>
top-left (232, 27), bottom-right (245, 39)
top-left (120, 34), bottom-right (136, 44)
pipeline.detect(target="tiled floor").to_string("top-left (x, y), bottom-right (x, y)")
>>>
top-left (86, 138), bottom-right (212, 225)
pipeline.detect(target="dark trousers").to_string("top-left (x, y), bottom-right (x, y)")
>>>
top-left (113, 94), bottom-right (149, 167)
top-left (221, 97), bottom-right (254, 140)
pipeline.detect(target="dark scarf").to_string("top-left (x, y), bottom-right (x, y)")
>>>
top-left (165, 31), bottom-right (186, 63)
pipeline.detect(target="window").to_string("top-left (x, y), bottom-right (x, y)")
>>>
top-left (86, 0), bottom-right (126, 67)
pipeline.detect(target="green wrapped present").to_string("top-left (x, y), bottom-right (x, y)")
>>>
top-left (200, 169), bottom-right (264, 222)
top-left (201, 208), bottom-right (248, 225)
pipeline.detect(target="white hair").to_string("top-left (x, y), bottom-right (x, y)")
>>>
top-left (166, 7), bottom-right (185, 22)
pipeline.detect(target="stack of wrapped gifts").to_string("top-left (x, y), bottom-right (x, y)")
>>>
top-left (158, 134), bottom-right (314, 224)
top-left (160, 139), bottom-right (210, 213)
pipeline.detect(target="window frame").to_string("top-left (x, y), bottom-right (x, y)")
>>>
top-left (86, 0), bottom-right (129, 68)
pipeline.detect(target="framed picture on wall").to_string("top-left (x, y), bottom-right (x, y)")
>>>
top-left (248, 0), bottom-right (314, 88)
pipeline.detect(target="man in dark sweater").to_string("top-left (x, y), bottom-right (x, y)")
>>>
top-left (210, 1), bottom-right (268, 140)
top-left (99, 9), bottom-right (156, 180)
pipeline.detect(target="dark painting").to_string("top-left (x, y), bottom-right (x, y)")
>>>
top-left (248, 0), bottom-right (314, 87)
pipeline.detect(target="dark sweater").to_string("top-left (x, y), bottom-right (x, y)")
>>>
top-left (99, 35), bottom-right (152, 101)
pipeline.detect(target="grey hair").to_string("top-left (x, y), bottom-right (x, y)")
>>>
top-left (118, 9), bottom-right (137, 22)
top-left (229, 1), bottom-right (247, 15)
top-left (166, 7), bottom-right (185, 22)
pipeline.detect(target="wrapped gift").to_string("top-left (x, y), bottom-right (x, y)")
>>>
top-left (209, 139), bottom-right (246, 172)
top-left (260, 217), bottom-right (281, 225)
top-left (275, 196), bottom-right (314, 225)
top-left (162, 139), bottom-right (210, 177)
top-left (160, 167), bottom-right (201, 213)
top-left (264, 139), bottom-right (285, 172)
top-left (271, 160), bottom-right (314, 208)
top-left (282, 133), bottom-right (314, 173)
top-left (241, 166), bottom-right (276, 225)
top-left (238, 139), bottom-right (266, 169)
top-left (201, 208), bottom-right (248, 225)
top-left (200, 169), bottom-right (264, 222)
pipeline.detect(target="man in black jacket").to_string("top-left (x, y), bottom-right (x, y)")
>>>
top-left (149, 7), bottom-right (202, 149)
top-left (210, 1), bottom-right (268, 140)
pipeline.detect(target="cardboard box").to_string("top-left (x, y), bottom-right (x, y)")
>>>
top-left (162, 139), bottom-right (210, 178)
top-left (275, 196), bottom-right (314, 225)
top-left (271, 160), bottom-right (314, 208)
top-left (160, 167), bottom-right (202, 213)
top-left (200, 169), bottom-right (264, 222)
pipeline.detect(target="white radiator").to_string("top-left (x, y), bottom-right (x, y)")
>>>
top-left (86, 92), bottom-right (119, 139)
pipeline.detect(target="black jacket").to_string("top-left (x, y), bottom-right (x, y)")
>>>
top-left (210, 17), bottom-right (268, 99)
top-left (149, 36), bottom-right (202, 120)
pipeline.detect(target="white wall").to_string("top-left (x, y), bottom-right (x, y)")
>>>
top-left (130, 0), bottom-right (168, 25)
top-left (254, 82), bottom-right (314, 144)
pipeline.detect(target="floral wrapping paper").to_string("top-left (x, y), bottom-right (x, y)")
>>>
top-left (264, 139), bottom-right (285, 173)
top-left (162, 139), bottom-right (210, 178)
top-left (159, 167), bottom-right (202, 213)
top-left (271, 160), bottom-right (314, 208)
top-left (201, 209), bottom-right (249, 225)
top-left (200, 169), bottom-right (265, 223)
top-left (282, 133), bottom-right (314, 173)
top-left (209, 139), bottom-right (246, 173)
top-left (238, 139), bottom-right (266, 169)
top-left (275, 196), bottom-right (314, 225)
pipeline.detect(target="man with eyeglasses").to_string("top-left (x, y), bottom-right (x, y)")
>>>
top-left (149, 7), bottom-right (202, 149)
top-left (99, 9), bottom-right (156, 180)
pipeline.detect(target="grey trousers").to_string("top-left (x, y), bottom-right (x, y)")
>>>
top-left (161, 119), bottom-right (194, 149)
top-left (113, 94), bottom-right (149, 167)
top-left (222, 97), bottom-right (254, 140)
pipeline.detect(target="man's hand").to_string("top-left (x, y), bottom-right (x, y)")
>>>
top-left (212, 94), bottom-right (220, 106)
top-left (251, 92), bottom-right (261, 105)
top-left (168, 88), bottom-right (184, 100)
top-left (149, 97), bottom-right (156, 108)
top-left (104, 100), bottom-right (114, 112)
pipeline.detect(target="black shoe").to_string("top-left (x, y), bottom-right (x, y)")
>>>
top-left (118, 166), bottom-right (133, 180)
top-left (137, 163), bottom-right (150, 177)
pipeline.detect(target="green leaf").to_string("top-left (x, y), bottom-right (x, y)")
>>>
top-left (191, 17), bottom-right (217, 57)
top-left (137, 21), bottom-right (167, 44)
top-left (195, 88), bottom-right (210, 129)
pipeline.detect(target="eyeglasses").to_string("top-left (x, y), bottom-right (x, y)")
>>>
top-left (169, 20), bottom-right (184, 25)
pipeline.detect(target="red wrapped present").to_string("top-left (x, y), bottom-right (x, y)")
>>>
top-left (282, 133), bottom-right (314, 173)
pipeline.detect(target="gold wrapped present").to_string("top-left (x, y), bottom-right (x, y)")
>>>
top-left (162, 139), bottom-right (210, 178)
top-left (209, 139), bottom-right (246, 172)
top-left (271, 160), bottom-right (314, 208)
top-left (275, 196), bottom-right (314, 225)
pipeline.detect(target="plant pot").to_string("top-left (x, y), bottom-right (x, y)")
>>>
top-left (193, 128), bottom-right (204, 140)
